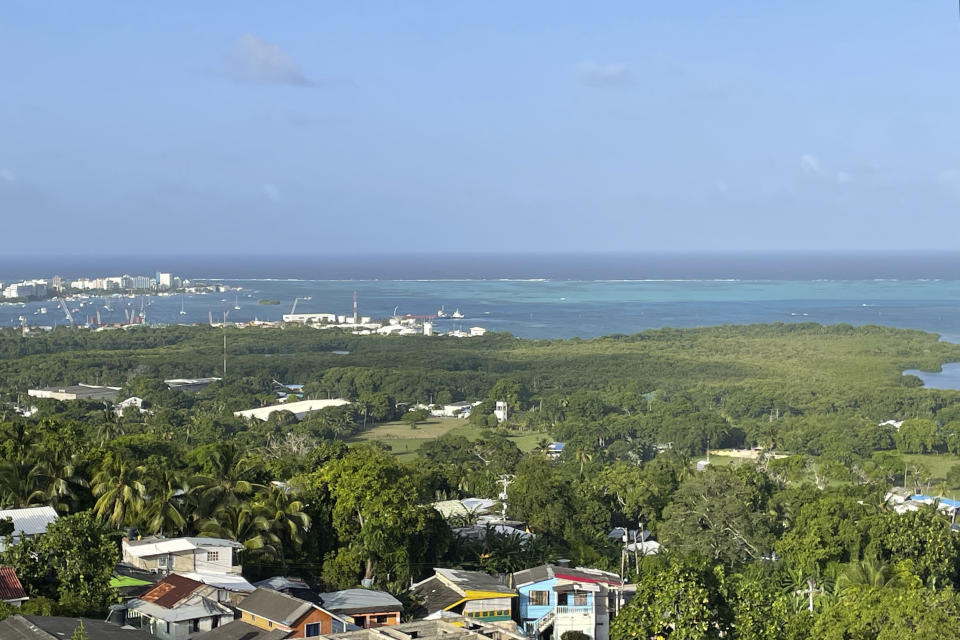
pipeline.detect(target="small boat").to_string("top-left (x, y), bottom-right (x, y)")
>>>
top-left (234, 293), bottom-right (240, 311)
top-left (179, 295), bottom-right (187, 316)
top-left (39, 307), bottom-right (47, 314)
top-left (451, 308), bottom-right (464, 319)
top-left (437, 306), bottom-right (448, 318)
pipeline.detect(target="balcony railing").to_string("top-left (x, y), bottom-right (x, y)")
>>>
top-left (555, 606), bottom-right (593, 616)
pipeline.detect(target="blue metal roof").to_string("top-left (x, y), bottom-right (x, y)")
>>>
top-left (911, 494), bottom-right (960, 508)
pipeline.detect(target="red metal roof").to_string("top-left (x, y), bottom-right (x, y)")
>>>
top-left (142, 574), bottom-right (204, 608)
top-left (0, 566), bottom-right (27, 601)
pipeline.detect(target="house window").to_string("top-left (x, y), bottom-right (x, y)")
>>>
top-left (573, 592), bottom-right (588, 606)
top-left (191, 619), bottom-right (200, 633)
top-left (165, 622), bottom-right (171, 634)
top-left (529, 591), bottom-right (550, 606)
top-left (158, 555), bottom-right (171, 569)
top-left (306, 623), bottom-right (321, 637)
top-left (206, 551), bottom-right (219, 562)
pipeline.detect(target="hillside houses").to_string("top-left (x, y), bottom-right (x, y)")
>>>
top-left (116, 574), bottom-right (235, 640)
top-left (11, 526), bottom-right (636, 640)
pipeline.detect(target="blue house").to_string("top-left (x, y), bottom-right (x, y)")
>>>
top-left (512, 564), bottom-right (626, 640)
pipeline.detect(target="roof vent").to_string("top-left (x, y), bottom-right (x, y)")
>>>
top-left (557, 559), bottom-right (570, 568)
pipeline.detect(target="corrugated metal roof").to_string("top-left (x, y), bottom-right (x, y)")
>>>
top-left (512, 564), bottom-right (621, 588)
top-left (0, 567), bottom-right (27, 601)
top-left (141, 574), bottom-right (204, 608)
top-left (434, 568), bottom-right (514, 594)
top-left (318, 589), bottom-right (403, 615)
top-left (180, 572), bottom-right (255, 592)
top-left (0, 615), bottom-right (154, 639)
top-left (411, 576), bottom-right (463, 617)
top-left (0, 506), bottom-right (58, 538)
top-left (238, 588), bottom-right (316, 626)
top-left (129, 597), bottom-right (233, 622)
top-left (193, 620), bottom-right (291, 640)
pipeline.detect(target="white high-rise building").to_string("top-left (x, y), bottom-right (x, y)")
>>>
top-left (158, 273), bottom-right (174, 290)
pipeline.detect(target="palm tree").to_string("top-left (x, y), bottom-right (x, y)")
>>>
top-left (142, 469), bottom-right (188, 536)
top-left (191, 445), bottom-right (261, 518)
top-left (2, 422), bottom-right (34, 461)
top-left (98, 416), bottom-right (126, 446)
top-left (836, 558), bottom-right (893, 594)
top-left (257, 485), bottom-right (311, 563)
top-left (91, 455), bottom-right (146, 528)
top-left (478, 529), bottom-right (529, 573)
top-left (198, 503), bottom-right (279, 560)
top-left (576, 450), bottom-right (593, 479)
top-left (0, 460), bottom-right (47, 508)
top-left (36, 449), bottom-right (87, 513)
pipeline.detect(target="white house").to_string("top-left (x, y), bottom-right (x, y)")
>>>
top-left (116, 396), bottom-right (149, 416)
top-left (494, 401), bottom-right (509, 423)
top-left (433, 401), bottom-right (476, 418)
top-left (122, 537), bottom-right (245, 577)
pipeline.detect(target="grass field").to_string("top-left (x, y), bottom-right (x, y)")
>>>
top-left (710, 451), bottom-right (960, 491)
top-left (903, 453), bottom-right (960, 486)
top-left (349, 417), bottom-right (551, 461)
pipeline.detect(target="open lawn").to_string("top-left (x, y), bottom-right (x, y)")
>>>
top-left (903, 453), bottom-right (960, 488)
top-left (709, 451), bottom-right (960, 491)
top-left (350, 417), bottom-right (551, 461)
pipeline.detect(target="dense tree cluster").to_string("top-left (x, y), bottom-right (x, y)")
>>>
top-left (1, 323), bottom-right (960, 637)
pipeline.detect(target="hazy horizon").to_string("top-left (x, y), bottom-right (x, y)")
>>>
top-left (6, 250), bottom-right (960, 281)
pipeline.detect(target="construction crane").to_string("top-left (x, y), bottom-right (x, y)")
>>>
top-left (57, 296), bottom-right (75, 328)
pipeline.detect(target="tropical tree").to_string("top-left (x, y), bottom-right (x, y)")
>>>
top-left (91, 454), bottom-right (146, 528)
top-left (190, 444), bottom-right (261, 518)
top-left (257, 484), bottom-right (311, 561)
top-left (141, 469), bottom-right (187, 536)
top-left (36, 449), bottom-right (87, 513)
top-left (0, 460), bottom-right (46, 509)
top-left (611, 555), bottom-right (731, 640)
top-left (1, 511), bottom-right (118, 617)
top-left (198, 503), bottom-right (279, 560)
top-left (316, 445), bottom-right (446, 588)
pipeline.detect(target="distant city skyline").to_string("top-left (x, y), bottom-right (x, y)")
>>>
top-left (3, 2), bottom-right (960, 254)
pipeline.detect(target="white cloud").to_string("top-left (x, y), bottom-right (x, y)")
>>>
top-left (573, 61), bottom-right (632, 87)
top-left (800, 154), bottom-right (822, 176)
top-left (262, 183), bottom-right (281, 202)
top-left (0, 169), bottom-right (16, 183)
top-left (226, 34), bottom-right (313, 86)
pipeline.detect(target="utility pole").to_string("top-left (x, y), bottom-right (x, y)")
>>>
top-left (222, 315), bottom-right (227, 379)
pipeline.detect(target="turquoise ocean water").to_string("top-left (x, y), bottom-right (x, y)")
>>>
top-left (5, 278), bottom-right (960, 342)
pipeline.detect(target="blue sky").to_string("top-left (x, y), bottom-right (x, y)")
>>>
top-left (2, 1), bottom-right (960, 254)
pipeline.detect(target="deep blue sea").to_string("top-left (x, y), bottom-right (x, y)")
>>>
top-left (3, 252), bottom-right (960, 341)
